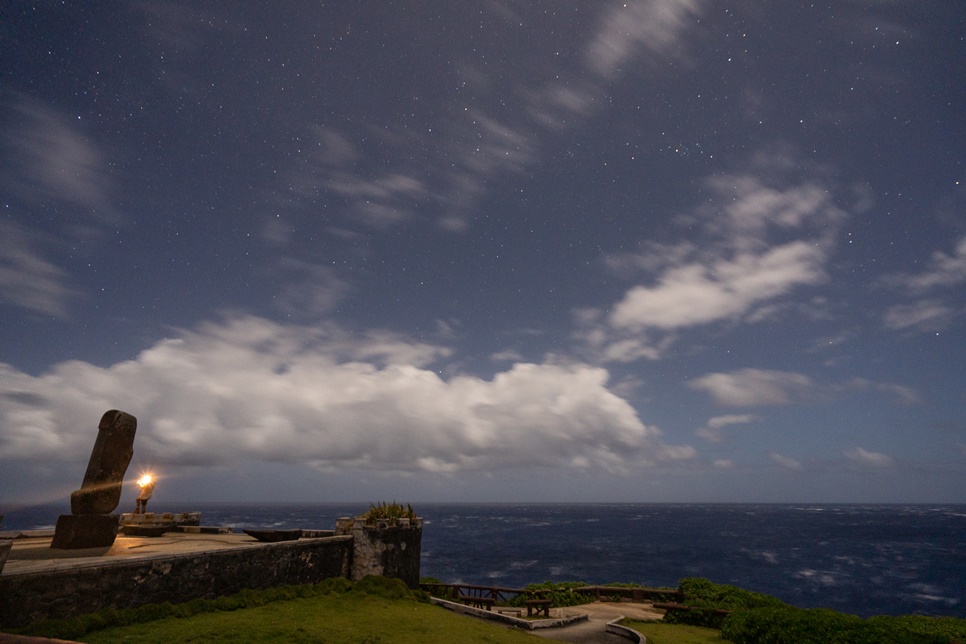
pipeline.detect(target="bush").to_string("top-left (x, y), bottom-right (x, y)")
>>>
top-left (353, 574), bottom-right (425, 601)
top-left (721, 606), bottom-right (966, 644)
top-left (507, 581), bottom-right (596, 608)
top-left (663, 577), bottom-right (787, 628)
top-left (678, 577), bottom-right (786, 612)
top-left (361, 501), bottom-right (417, 525)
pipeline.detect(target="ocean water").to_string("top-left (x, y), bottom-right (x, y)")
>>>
top-left (3, 502), bottom-right (964, 618)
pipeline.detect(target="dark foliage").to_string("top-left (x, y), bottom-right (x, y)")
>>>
top-left (15, 576), bottom-right (425, 640)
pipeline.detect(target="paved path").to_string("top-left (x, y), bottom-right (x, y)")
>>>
top-left (530, 602), bottom-right (664, 644)
top-left (531, 602), bottom-right (665, 643)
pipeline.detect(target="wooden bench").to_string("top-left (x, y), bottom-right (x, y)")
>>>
top-left (458, 594), bottom-right (496, 611)
top-left (525, 598), bottom-right (552, 617)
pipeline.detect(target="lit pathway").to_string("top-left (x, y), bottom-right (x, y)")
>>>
top-left (531, 601), bottom-right (665, 643)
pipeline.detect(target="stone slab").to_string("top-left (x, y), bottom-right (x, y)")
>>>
top-left (69, 410), bottom-right (137, 515)
top-left (49, 514), bottom-right (119, 550)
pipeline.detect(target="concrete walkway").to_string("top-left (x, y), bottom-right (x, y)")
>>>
top-left (432, 598), bottom-right (665, 644)
top-left (533, 602), bottom-right (665, 643)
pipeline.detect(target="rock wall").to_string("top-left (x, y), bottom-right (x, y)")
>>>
top-left (0, 536), bottom-right (352, 629)
top-left (336, 517), bottom-right (423, 588)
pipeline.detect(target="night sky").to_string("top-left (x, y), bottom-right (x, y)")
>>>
top-left (1, 2), bottom-right (964, 505)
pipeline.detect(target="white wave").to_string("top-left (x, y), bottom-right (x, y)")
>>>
top-left (794, 569), bottom-right (840, 586)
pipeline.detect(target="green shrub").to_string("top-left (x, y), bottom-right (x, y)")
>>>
top-left (352, 574), bottom-right (421, 600)
top-left (678, 577), bottom-right (786, 611)
top-left (721, 606), bottom-right (966, 644)
top-left (507, 581), bottom-right (596, 608)
top-left (663, 577), bottom-right (787, 629)
top-left (362, 501), bottom-right (417, 524)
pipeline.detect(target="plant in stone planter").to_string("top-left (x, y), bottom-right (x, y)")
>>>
top-left (361, 502), bottom-right (417, 526)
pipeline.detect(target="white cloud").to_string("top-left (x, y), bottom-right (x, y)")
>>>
top-left (689, 368), bottom-right (921, 409)
top-left (701, 177), bottom-right (845, 245)
top-left (844, 447), bottom-right (894, 468)
top-left (881, 237), bottom-right (966, 333)
top-left (0, 222), bottom-right (76, 315)
top-left (0, 315), bottom-right (690, 482)
top-left (601, 338), bottom-right (664, 363)
top-left (887, 237), bottom-right (966, 292)
top-left (585, 0), bottom-right (705, 78)
top-left (273, 259), bottom-right (349, 319)
top-left (274, 2), bottom-right (707, 234)
top-left (844, 378), bottom-right (922, 406)
top-left (770, 452), bottom-right (803, 471)
top-left (696, 414), bottom-right (758, 442)
top-left (0, 97), bottom-right (121, 315)
top-left (4, 96), bottom-right (116, 220)
top-left (581, 158), bottom-right (848, 362)
top-left (689, 369), bottom-right (818, 407)
top-left (883, 299), bottom-right (952, 332)
top-left (490, 349), bottom-right (525, 363)
top-left (610, 241), bottom-right (827, 331)
top-left (282, 126), bottom-right (430, 229)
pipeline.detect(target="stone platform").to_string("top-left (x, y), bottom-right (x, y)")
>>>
top-left (1, 529), bottom-right (332, 576)
top-left (0, 529), bottom-right (352, 629)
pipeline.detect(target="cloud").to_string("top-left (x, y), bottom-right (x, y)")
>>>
top-left (891, 237), bottom-right (966, 292)
top-left (880, 237), bottom-right (966, 333)
top-left (490, 349), bottom-right (525, 363)
top-left (610, 241), bottom-right (827, 331)
top-left (585, 0), bottom-right (705, 78)
top-left (883, 300), bottom-right (952, 332)
top-left (689, 368), bottom-right (921, 408)
top-left (271, 2), bottom-right (707, 234)
top-left (689, 369), bottom-right (818, 407)
top-left (576, 155), bottom-right (849, 362)
top-left (843, 378), bottom-right (922, 406)
top-left (3, 95), bottom-right (116, 220)
top-left (696, 414), bottom-right (758, 442)
top-left (0, 315), bottom-right (689, 481)
top-left (1, 96), bottom-right (120, 315)
top-left (273, 259), bottom-right (349, 319)
top-left (844, 447), bottom-right (894, 468)
top-left (770, 452), bottom-right (803, 471)
top-left (281, 126), bottom-right (430, 229)
top-left (0, 222), bottom-right (76, 315)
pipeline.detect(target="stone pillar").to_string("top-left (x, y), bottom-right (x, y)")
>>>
top-left (51, 410), bottom-right (137, 550)
top-left (336, 516), bottom-right (423, 588)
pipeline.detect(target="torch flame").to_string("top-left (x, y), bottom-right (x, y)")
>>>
top-left (137, 474), bottom-right (154, 487)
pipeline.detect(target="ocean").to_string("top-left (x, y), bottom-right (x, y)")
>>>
top-left (3, 502), bottom-right (964, 619)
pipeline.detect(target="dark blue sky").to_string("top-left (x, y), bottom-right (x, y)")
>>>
top-left (1, 1), bottom-right (964, 504)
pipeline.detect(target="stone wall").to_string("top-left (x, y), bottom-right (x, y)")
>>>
top-left (336, 517), bottom-right (423, 588)
top-left (0, 536), bottom-right (352, 629)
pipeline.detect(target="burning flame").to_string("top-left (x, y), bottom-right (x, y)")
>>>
top-left (137, 474), bottom-right (154, 487)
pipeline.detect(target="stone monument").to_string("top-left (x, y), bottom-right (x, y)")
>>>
top-left (50, 410), bottom-right (137, 549)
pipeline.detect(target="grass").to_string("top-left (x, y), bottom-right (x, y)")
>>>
top-left (67, 591), bottom-right (547, 643)
top-left (623, 619), bottom-right (726, 644)
top-left (18, 576), bottom-right (730, 643)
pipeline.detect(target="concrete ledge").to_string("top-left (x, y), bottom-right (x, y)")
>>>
top-left (0, 533), bottom-right (353, 629)
top-left (429, 596), bottom-right (588, 630)
top-left (606, 616), bottom-right (646, 642)
top-left (0, 531), bottom-right (56, 540)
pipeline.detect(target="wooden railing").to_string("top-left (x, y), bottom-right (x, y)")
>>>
top-left (575, 585), bottom-right (683, 603)
top-left (419, 583), bottom-right (550, 612)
